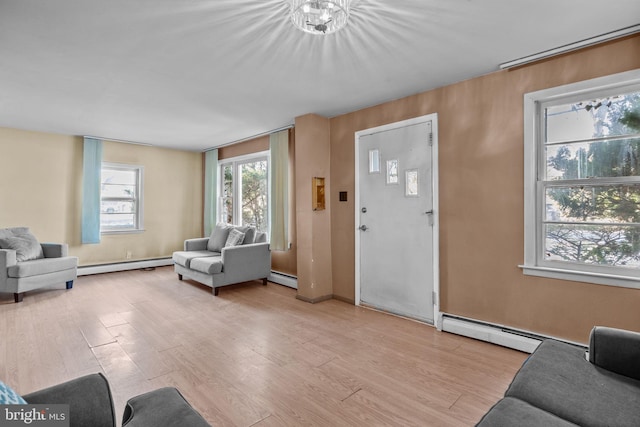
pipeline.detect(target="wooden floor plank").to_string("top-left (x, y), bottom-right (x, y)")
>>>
top-left (0, 266), bottom-right (527, 426)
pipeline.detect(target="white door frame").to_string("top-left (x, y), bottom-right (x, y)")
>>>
top-left (354, 113), bottom-right (440, 324)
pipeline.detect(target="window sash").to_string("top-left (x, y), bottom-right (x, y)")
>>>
top-left (218, 152), bottom-right (269, 232)
top-left (100, 163), bottom-right (143, 232)
top-left (522, 69), bottom-right (640, 288)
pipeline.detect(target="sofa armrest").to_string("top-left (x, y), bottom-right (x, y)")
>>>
top-left (0, 249), bottom-right (17, 282)
top-left (221, 242), bottom-right (271, 278)
top-left (184, 238), bottom-right (209, 251)
top-left (589, 326), bottom-right (640, 381)
top-left (122, 387), bottom-right (210, 427)
top-left (41, 242), bottom-right (68, 258)
top-left (23, 373), bottom-right (116, 427)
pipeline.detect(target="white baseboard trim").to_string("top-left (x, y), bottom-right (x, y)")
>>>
top-left (440, 314), bottom-right (544, 353)
top-left (269, 271), bottom-right (297, 289)
top-left (78, 258), bottom-right (173, 276)
top-left (79, 261), bottom-right (298, 290)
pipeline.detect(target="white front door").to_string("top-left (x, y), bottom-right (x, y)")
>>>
top-left (356, 115), bottom-right (437, 323)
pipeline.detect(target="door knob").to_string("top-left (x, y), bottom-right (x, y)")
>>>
top-left (359, 225), bottom-right (368, 231)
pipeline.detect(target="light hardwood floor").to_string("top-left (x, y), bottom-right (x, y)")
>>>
top-left (0, 267), bottom-right (527, 426)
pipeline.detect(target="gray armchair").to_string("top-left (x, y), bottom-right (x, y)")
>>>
top-left (0, 227), bottom-right (77, 303)
top-left (18, 373), bottom-right (210, 427)
top-left (23, 373), bottom-right (116, 427)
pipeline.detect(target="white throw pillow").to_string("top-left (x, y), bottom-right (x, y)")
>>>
top-left (0, 229), bottom-right (44, 262)
top-left (225, 229), bottom-right (246, 247)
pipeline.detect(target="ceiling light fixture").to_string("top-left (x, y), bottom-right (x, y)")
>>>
top-left (290, 0), bottom-right (351, 35)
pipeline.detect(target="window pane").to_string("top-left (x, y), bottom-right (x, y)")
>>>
top-left (369, 149), bottom-right (380, 173)
top-left (222, 164), bottom-right (233, 198)
top-left (240, 160), bottom-right (267, 232)
top-left (100, 213), bottom-right (136, 229)
top-left (221, 164), bottom-right (233, 224)
top-left (545, 90), bottom-right (640, 143)
top-left (102, 169), bottom-right (137, 198)
top-left (100, 165), bottom-right (142, 232)
top-left (220, 197), bottom-right (233, 224)
top-left (102, 168), bottom-right (136, 185)
top-left (386, 159), bottom-right (398, 184)
top-left (545, 184), bottom-right (640, 223)
top-left (101, 183), bottom-right (137, 198)
top-left (545, 223), bottom-right (640, 267)
top-left (546, 137), bottom-right (640, 180)
top-left (101, 200), bottom-right (135, 214)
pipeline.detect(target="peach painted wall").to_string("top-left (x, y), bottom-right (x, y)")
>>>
top-left (295, 114), bottom-right (332, 301)
top-left (328, 35), bottom-right (640, 343)
top-left (218, 135), bottom-right (269, 160)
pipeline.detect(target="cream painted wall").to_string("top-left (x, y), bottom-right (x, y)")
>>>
top-left (328, 35), bottom-right (640, 344)
top-left (0, 127), bottom-right (202, 266)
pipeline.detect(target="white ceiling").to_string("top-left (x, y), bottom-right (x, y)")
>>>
top-left (1, 0), bottom-right (639, 151)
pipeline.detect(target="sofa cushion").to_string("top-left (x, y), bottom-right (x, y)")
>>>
top-left (189, 256), bottom-right (223, 275)
top-left (7, 257), bottom-right (77, 278)
top-left (172, 251), bottom-right (219, 268)
top-left (254, 232), bottom-right (267, 243)
top-left (242, 227), bottom-right (256, 244)
top-left (476, 397), bottom-right (579, 427)
top-left (0, 229), bottom-right (44, 262)
top-left (207, 223), bottom-right (231, 252)
top-left (505, 339), bottom-right (640, 427)
top-left (225, 229), bottom-right (245, 247)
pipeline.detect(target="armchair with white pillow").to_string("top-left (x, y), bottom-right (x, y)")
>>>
top-left (0, 227), bottom-right (77, 303)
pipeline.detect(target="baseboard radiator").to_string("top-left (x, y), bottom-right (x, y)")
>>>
top-left (79, 259), bottom-right (298, 290)
top-left (78, 258), bottom-right (173, 276)
top-left (440, 314), bottom-right (545, 353)
top-left (268, 271), bottom-right (297, 289)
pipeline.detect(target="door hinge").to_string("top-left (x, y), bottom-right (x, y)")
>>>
top-left (428, 132), bottom-right (433, 146)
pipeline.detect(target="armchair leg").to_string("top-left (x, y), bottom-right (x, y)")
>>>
top-left (178, 274), bottom-right (183, 281)
top-left (214, 287), bottom-right (219, 296)
top-left (262, 278), bottom-right (268, 286)
top-left (66, 280), bottom-right (73, 290)
top-left (14, 293), bottom-right (24, 303)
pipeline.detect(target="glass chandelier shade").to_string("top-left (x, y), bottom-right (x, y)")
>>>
top-left (290, 0), bottom-right (351, 35)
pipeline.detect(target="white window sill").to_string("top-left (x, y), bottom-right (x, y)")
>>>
top-left (101, 229), bottom-right (145, 235)
top-left (519, 265), bottom-right (640, 290)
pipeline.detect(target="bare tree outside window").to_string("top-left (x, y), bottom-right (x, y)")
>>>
top-left (219, 155), bottom-right (269, 233)
top-left (240, 160), bottom-right (268, 232)
top-left (544, 91), bottom-right (640, 267)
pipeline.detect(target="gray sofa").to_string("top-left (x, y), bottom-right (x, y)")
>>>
top-left (173, 223), bottom-right (271, 296)
top-left (16, 373), bottom-right (210, 427)
top-left (477, 326), bottom-right (640, 426)
top-left (0, 227), bottom-right (77, 303)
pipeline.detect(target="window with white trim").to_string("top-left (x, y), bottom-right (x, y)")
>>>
top-left (523, 70), bottom-right (640, 288)
top-left (219, 152), bottom-right (269, 233)
top-left (100, 163), bottom-right (144, 233)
